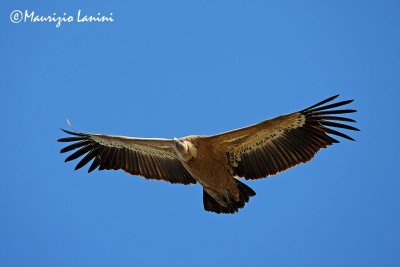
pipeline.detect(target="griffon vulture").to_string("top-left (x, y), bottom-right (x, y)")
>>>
top-left (58, 95), bottom-right (359, 214)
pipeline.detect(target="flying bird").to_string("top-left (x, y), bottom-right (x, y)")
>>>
top-left (58, 95), bottom-right (359, 214)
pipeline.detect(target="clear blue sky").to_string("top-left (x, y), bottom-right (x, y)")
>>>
top-left (1, 1), bottom-right (399, 266)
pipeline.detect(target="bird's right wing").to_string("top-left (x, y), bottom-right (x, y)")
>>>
top-left (58, 130), bottom-right (196, 185)
top-left (208, 95), bottom-right (359, 180)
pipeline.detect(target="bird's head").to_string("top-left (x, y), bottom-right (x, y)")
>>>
top-left (172, 138), bottom-right (194, 162)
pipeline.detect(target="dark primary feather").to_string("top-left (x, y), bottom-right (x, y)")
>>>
top-left (57, 137), bottom-right (85, 142)
top-left (302, 94), bottom-right (340, 110)
top-left (58, 131), bottom-right (196, 185)
top-left (305, 99), bottom-right (354, 113)
top-left (65, 144), bottom-right (96, 162)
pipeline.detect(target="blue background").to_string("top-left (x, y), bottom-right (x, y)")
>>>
top-left (2, 1), bottom-right (399, 266)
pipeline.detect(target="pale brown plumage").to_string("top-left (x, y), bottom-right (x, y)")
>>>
top-left (58, 95), bottom-right (359, 214)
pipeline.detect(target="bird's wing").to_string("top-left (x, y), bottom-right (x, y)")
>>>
top-left (207, 95), bottom-right (359, 180)
top-left (58, 130), bottom-right (196, 185)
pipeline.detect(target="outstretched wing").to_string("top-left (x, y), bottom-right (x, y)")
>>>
top-left (58, 130), bottom-right (196, 185)
top-left (208, 95), bottom-right (359, 180)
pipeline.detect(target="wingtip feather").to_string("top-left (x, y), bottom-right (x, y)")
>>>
top-left (303, 94), bottom-right (340, 111)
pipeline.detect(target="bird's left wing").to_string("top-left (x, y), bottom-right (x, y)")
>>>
top-left (207, 95), bottom-right (359, 180)
top-left (58, 130), bottom-right (196, 184)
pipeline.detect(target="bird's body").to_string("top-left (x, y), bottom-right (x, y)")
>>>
top-left (58, 95), bottom-right (359, 214)
top-left (175, 137), bottom-right (244, 209)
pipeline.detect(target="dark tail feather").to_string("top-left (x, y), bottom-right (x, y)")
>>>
top-left (203, 179), bottom-right (256, 214)
top-left (236, 179), bottom-right (256, 202)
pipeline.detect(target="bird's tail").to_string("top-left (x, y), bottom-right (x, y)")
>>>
top-left (203, 179), bottom-right (256, 214)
